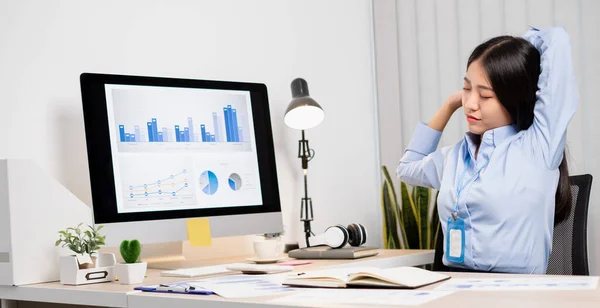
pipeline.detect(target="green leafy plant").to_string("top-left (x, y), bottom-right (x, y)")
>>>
top-left (262, 232), bottom-right (284, 238)
top-left (55, 223), bottom-right (106, 255)
top-left (120, 239), bottom-right (142, 264)
top-left (381, 166), bottom-right (440, 250)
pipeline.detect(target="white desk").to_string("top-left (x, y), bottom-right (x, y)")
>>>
top-left (7, 249), bottom-right (599, 308)
top-left (0, 249), bottom-right (434, 308)
top-left (127, 271), bottom-right (600, 308)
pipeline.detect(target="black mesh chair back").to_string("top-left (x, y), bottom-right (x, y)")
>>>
top-left (546, 174), bottom-right (593, 275)
top-left (432, 225), bottom-right (447, 271)
top-left (433, 174), bottom-right (593, 275)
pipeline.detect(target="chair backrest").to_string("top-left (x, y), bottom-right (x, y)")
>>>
top-left (432, 174), bottom-right (593, 274)
top-left (546, 174), bottom-right (593, 275)
top-left (432, 221), bottom-right (448, 271)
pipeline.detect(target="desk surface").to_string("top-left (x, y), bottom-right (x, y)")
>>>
top-left (128, 271), bottom-right (600, 308)
top-left (3, 249), bottom-right (599, 308)
top-left (0, 249), bottom-right (434, 307)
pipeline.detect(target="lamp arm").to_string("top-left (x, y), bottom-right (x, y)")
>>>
top-left (299, 129), bottom-right (315, 247)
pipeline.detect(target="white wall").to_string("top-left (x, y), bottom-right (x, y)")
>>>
top-left (0, 0), bottom-right (382, 248)
top-left (374, 0), bottom-right (600, 273)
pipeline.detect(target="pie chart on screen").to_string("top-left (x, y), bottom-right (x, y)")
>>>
top-left (228, 173), bottom-right (242, 191)
top-left (199, 170), bottom-right (218, 195)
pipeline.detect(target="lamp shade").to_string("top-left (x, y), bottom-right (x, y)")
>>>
top-left (284, 78), bottom-right (325, 130)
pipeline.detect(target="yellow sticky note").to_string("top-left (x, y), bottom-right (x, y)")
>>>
top-left (187, 218), bottom-right (212, 247)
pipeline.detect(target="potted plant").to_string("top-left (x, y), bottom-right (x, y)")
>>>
top-left (55, 223), bottom-right (106, 269)
top-left (114, 239), bottom-right (147, 284)
top-left (381, 166), bottom-right (440, 251)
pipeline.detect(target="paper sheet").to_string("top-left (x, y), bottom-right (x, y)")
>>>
top-left (189, 274), bottom-right (294, 298)
top-left (269, 289), bottom-right (454, 306)
top-left (186, 218), bottom-right (212, 247)
top-left (435, 277), bottom-right (599, 291)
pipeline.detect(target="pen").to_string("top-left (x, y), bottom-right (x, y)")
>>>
top-left (157, 285), bottom-right (189, 292)
top-left (296, 272), bottom-right (305, 276)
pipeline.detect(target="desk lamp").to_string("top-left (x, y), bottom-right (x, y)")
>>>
top-left (284, 78), bottom-right (325, 247)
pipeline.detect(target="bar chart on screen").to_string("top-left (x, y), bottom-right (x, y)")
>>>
top-left (108, 85), bottom-right (254, 153)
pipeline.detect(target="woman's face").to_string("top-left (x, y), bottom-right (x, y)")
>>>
top-left (462, 59), bottom-right (513, 135)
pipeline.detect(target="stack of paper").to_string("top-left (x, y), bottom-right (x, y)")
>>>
top-left (435, 277), bottom-right (599, 291)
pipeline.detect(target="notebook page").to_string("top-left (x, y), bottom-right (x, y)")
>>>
top-left (293, 267), bottom-right (379, 283)
top-left (351, 267), bottom-right (449, 287)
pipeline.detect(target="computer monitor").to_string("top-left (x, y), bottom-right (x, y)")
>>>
top-left (79, 73), bottom-right (283, 248)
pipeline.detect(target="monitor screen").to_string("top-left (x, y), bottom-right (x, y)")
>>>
top-left (106, 84), bottom-right (263, 214)
top-left (80, 73), bottom-right (282, 227)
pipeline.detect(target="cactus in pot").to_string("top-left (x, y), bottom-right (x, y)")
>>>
top-left (114, 239), bottom-right (146, 285)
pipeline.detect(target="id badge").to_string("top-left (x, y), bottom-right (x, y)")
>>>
top-left (446, 215), bottom-right (465, 264)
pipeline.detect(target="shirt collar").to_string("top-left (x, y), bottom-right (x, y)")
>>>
top-left (464, 124), bottom-right (519, 148)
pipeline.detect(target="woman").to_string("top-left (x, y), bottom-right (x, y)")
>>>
top-left (396, 27), bottom-right (578, 274)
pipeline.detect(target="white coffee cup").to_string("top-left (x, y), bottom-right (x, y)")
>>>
top-left (253, 239), bottom-right (283, 260)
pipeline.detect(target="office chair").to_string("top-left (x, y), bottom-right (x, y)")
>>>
top-left (432, 225), bottom-right (447, 272)
top-left (433, 174), bottom-right (593, 274)
top-left (546, 174), bottom-right (593, 275)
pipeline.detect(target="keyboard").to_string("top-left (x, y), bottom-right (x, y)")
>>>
top-left (160, 263), bottom-right (240, 278)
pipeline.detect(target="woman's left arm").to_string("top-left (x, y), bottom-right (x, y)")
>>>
top-left (521, 27), bottom-right (579, 169)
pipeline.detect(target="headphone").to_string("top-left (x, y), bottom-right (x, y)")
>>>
top-left (308, 223), bottom-right (367, 249)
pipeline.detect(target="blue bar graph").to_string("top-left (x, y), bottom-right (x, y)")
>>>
top-left (224, 107), bottom-right (231, 142)
top-left (119, 125), bottom-right (126, 142)
top-left (151, 118), bottom-right (158, 142)
top-left (118, 106), bottom-right (247, 144)
top-left (200, 125), bottom-right (207, 142)
top-left (147, 122), bottom-right (154, 142)
top-left (232, 109), bottom-right (239, 142)
top-left (228, 106), bottom-right (236, 142)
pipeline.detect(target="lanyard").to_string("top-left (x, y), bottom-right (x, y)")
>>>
top-left (453, 154), bottom-right (489, 220)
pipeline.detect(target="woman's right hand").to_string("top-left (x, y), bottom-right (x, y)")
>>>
top-left (427, 90), bottom-right (463, 131)
top-left (444, 90), bottom-right (463, 112)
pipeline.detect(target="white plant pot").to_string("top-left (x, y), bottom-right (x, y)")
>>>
top-left (59, 253), bottom-right (116, 285)
top-left (115, 262), bottom-right (147, 285)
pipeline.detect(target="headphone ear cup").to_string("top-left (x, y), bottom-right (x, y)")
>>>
top-left (358, 223), bottom-right (367, 245)
top-left (329, 225), bottom-right (350, 249)
top-left (327, 225), bottom-right (348, 249)
top-left (347, 223), bottom-right (362, 247)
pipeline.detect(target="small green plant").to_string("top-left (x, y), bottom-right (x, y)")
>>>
top-left (262, 232), bottom-right (284, 238)
top-left (120, 239), bottom-right (142, 263)
top-left (55, 223), bottom-right (106, 255)
top-left (381, 166), bottom-right (440, 250)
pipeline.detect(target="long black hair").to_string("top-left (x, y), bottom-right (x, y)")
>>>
top-left (467, 36), bottom-right (571, 225)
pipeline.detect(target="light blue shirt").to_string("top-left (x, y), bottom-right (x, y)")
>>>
top-left (396, 27), bottom-right (578, 274)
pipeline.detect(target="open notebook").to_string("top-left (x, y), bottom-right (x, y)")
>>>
top-left (283, 266), bottom-right (450, 289)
